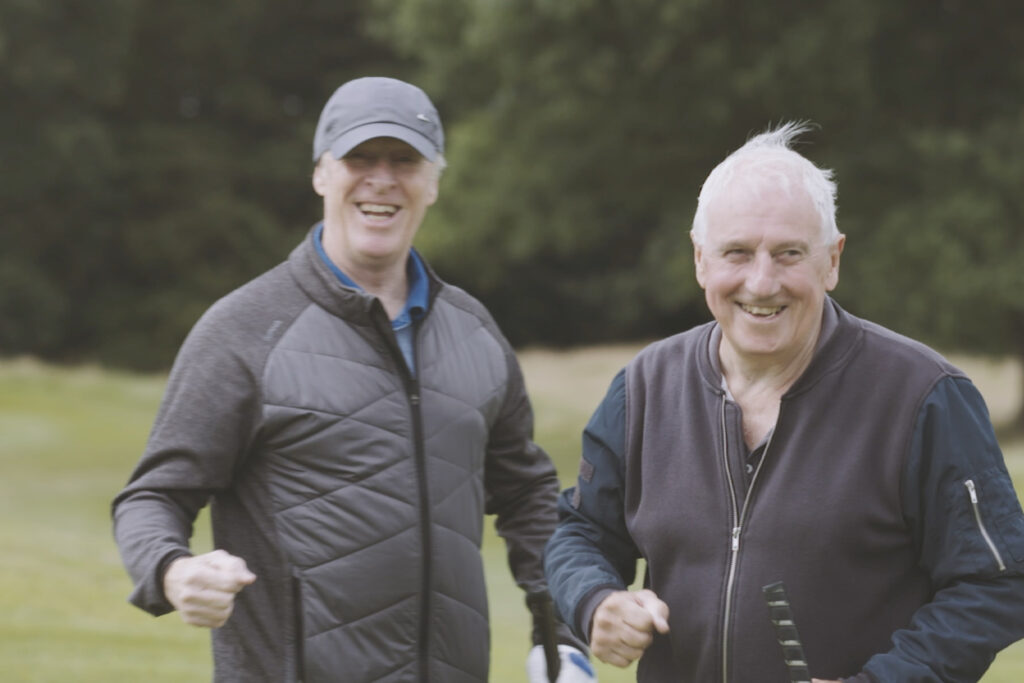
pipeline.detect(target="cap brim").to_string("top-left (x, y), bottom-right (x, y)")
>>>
top-left (329, 123), bottom-right (439, 162)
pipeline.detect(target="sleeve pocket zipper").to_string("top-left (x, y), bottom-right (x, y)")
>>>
top-left (965, 479), bottom-right (1007, 572)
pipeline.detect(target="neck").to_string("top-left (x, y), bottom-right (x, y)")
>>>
top-left (352, 269), bottom-right (409, 320)
top-left (719, 331), bottom-right (819, 399)
top-left (321, 232), bottom-right (409, 319)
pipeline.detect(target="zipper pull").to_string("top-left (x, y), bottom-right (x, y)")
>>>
top-left (410, 392), bottom-right (420, 406)
top-left (964, 479), bottom-right (1008, 572)
top-left (966, 479), bottom-right (979, 504)
top-left (731, 526), bottom-right (741, 552)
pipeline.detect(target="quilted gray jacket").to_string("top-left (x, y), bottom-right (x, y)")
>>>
top-left (112, 228), bottom-right (565, 682)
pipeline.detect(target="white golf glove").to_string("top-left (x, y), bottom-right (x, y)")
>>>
top-left (526, 644), bottom-right (596, 682)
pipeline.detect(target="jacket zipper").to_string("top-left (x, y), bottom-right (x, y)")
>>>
top-left (719, 396), bottom-right (775, 683)
top-left (377, 306), bottom-right (432, 682)
top-left (292, 573), bottom-right (306, 682)
top-left (410, 384), bottom-right (432, 681)
top-left (964, 479), bottom-right (1006, 572)
top-left (404, 323), bottom-right (432, 683)
top-left (719, 397), bottom-right (740, 683)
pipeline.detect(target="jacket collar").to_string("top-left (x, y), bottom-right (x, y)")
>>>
top-left (697, 297), bottom-right (863, 397)
top-left (286, 224), bottom-right (444, 324)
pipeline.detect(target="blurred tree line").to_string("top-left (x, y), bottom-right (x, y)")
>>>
top-left (2, 0), bottom-right (1023, 424)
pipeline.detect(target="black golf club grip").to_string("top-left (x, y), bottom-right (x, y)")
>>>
top-left (763, 581), bottom-right (812, 683)
top-left (526, 590), bottom-right (561, 682)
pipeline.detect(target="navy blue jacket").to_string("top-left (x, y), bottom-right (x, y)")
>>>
top-left (546, 299), bottom-right (1024, 682)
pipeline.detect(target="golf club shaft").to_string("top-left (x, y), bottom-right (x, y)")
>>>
top-left (526, 590), bottom-right (561, 682)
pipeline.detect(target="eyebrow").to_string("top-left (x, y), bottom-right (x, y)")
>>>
top-left (774, 240), bottom-right (811, 251)
top-left (717, 239), bottom-right (811, 252)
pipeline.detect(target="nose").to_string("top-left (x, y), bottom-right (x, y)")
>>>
top-left (364, 158), bottom-right (397, 188)
top-left (745, 251), bottom-right (781, 298)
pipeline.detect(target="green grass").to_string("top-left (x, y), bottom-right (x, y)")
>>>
top-left (2, 349), bottom-right (1023, 682)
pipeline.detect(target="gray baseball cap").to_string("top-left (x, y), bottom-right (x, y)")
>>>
top-left (312, 77), bottom-right (445, 162)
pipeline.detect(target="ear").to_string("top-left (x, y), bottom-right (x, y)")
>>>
top-left (691, 231), bottom-right (707, 289)
top-left (425, 171), bottom-right (440, 207)
top-left (312, 159), bottom-right (329, 197)
top-left (824, 234), bottom-right (846, 291)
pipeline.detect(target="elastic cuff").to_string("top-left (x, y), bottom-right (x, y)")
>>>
top-left (156, 549), bottom-right (193, 601)
top-left (576, 586), bottom-right (620, 643)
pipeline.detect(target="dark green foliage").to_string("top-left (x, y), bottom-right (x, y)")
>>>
top-left (0, 0), bottom-right (405, 368)
top-left (371, 0), bottom-right (884, 344)
top-left (3, 0), bottom-right (1024, 416)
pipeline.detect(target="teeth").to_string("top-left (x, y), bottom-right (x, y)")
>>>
top-left (358, 203), bottom-right (398, 214)
top-left (742, 304), bottom-right (782, 316)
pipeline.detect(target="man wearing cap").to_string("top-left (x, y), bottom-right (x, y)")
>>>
top-left (112, 77), bottom-right (594, 683)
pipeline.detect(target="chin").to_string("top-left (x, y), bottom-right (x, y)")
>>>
top-left (732, 335), bottom-right (789, 357)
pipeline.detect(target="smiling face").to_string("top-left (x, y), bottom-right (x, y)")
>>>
top-left (313, 137), bottom-right (439, 275)
top-left (694, 175), bottom-right (844, 370)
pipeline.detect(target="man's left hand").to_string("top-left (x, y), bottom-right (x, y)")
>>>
top-left (526, 644), bottom-right (596, 682)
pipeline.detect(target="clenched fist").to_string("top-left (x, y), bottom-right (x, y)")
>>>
top-left (163, 549), bottom-right (256, 628)
top-left (590, 589), bottom-right (670, 668)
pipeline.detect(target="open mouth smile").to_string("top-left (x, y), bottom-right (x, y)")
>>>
top-left (357, 202), bottom-right (400, 218)
top-left (739, 303), bottom-right (785, 318)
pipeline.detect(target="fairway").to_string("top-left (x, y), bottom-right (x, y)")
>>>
top-left (2, 348), bottom-right (1023, 682)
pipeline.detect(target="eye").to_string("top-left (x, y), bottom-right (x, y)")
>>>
top-left (392, 153), bottom-right (422, 166)
top-left (344, 151), bottom-right (369, 164)
top-left (775, 249), bottom-right (804, 264)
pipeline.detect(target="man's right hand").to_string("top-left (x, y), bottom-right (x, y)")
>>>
top-left (163, 549), bottom-right (257, 628)
top-left (590, 589), bottom-right (670, 668)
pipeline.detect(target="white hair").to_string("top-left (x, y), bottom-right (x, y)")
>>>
top-left (432, 153), bottom-right (447, 179)
top-left (691, 121), bottom-right (839, 246)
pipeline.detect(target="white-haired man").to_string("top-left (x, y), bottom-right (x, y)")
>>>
top-left (545, 122), bottom-right (1024, 682)
top-left (113, 76), bottom-right (594, 683)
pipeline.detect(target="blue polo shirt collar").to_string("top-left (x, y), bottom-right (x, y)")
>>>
top-left (313, 223), bottom-right (429, 329)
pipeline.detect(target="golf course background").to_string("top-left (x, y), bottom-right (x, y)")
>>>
top-left (2, 345), bottom-right (1022, 681)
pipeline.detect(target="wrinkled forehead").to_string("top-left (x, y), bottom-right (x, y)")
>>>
top-left (705, 172), bottom-right (822, 242)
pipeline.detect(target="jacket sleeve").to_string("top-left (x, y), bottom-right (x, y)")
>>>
top-left (545, 370), bottom-right (643, 643)
top-left (483, 345), bottom-right (586, 649)
top-left (110, 313), bottom-right (260, 616)
top-left (861, 375), bottom-right (1024, 682)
